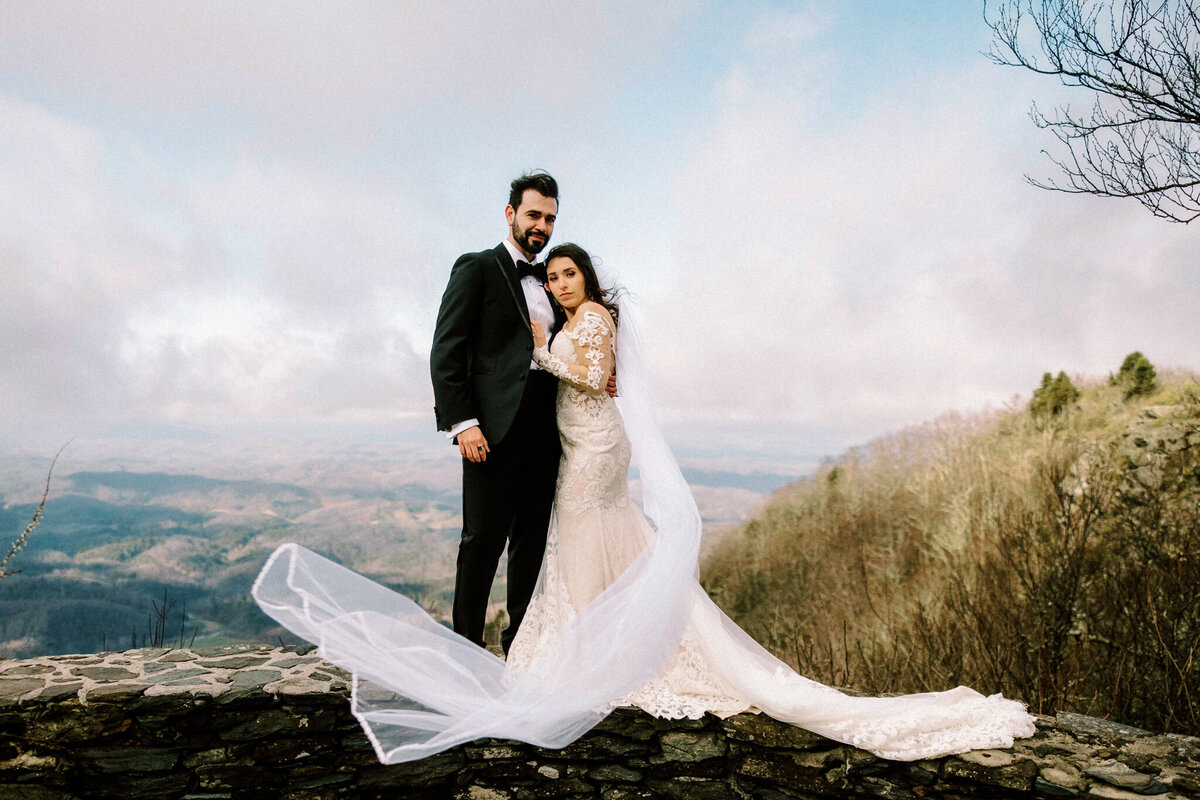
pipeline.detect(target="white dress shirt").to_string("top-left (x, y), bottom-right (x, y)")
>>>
top-left (502, 239), bottom-right (556, 343)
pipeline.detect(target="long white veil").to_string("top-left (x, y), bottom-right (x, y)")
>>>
top-left (253, 294), bottom-right (1036, 764)
top-left (252, 303), bottom-right (704, 763)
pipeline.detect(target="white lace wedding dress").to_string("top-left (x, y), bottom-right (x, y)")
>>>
top-left (252, 303), bottom-right (1035, 765)
top-left (509, 308), bottom-right (748, 720)
top-left (509, 306), bottom-right (1036, 757)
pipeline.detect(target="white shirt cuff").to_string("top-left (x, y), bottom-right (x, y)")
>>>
top-left (446, 418), bottom-right (481, 439)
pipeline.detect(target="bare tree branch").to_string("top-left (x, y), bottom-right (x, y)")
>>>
top-left (0, 442), bottom-right (70, 580)
top-left (986, 0), bottom-right (1200, 222)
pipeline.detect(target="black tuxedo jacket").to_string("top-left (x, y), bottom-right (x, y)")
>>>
top-left (430, 244), bottom-right (564, 445)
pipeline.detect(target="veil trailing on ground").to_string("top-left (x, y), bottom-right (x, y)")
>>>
top-left (252, 301), bottom-right (706, 764)
top-left (253, 296), bottom-right (1036, 764)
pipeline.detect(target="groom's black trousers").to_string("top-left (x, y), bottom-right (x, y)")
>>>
top-left (454, 369), bottom-right (561, 653)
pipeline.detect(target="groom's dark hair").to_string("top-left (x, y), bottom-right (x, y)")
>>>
top-left (509, 171), bottom-right (558, 210)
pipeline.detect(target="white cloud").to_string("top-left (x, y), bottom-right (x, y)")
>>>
top-left (649, 36), bottom-right (1200, 432)
top-left (1, 2), bottom-right (1195, 449)
top-left (741, 3), bottom-right (831, 50)
top-left (0, 2), bottom-right (703, 429)
top-left (0, 93), bottom-right (437, 425)
top-left (0, 1), bottom-right (692, 141)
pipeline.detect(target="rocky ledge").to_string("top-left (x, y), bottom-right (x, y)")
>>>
top-left (1, 645), bottom-right (1198, 799)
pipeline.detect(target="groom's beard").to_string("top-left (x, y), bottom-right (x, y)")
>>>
top-left (511, 220), bottom-right (548, 256)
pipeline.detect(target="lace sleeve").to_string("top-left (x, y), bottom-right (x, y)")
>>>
top-left (533, 308), bottom-right (614, 394)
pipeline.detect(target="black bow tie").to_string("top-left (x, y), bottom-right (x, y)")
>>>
top-left (516, 260), bottom-right (546, 282)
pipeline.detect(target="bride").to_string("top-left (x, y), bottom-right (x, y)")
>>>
top-left (253, 245), bottom-right (1035, 765)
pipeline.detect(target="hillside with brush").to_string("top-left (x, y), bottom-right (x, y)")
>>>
top-left (701, 357), bottom-right (1200, 736)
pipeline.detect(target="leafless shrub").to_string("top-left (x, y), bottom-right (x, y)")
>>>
top-left (0, 443), bottom-right (68, 581)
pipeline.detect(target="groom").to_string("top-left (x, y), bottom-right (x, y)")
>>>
top-left (430, 171), bottom-right (564, 654)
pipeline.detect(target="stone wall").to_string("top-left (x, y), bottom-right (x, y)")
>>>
top-left (1, 645), bottom-right (1197, 799)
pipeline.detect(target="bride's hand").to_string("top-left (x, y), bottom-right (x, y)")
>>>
top-left (531, 319), bottom-right (547, 348)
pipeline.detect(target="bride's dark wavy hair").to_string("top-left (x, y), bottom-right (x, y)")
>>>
top-left (545, 243), bottom-right (620, 327)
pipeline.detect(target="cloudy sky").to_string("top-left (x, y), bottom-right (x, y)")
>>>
top-left (2, 1), bottom-right (1197, 458)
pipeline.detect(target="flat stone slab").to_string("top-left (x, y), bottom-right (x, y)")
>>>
top-left (0, 645), bottom-right (349, 707)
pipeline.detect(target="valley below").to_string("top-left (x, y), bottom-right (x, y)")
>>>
top-left (0, 426), bottom-right (811, 658)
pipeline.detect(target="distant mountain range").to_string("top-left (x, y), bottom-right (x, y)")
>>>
top-left (0, 450), bottom-right (807, 659)
top-left (0, 465), bottom-right (464, 658)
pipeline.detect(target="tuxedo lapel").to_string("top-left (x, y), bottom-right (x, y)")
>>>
top-left (492, 244), bottom-right (532, 333)
top-left (550, 296), bottom-right (566, 333)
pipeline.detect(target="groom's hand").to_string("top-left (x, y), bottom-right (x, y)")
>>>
top-left (458, 426), bottom-right (490, 463)
top-left (606, 374), bottom-right (617, 397)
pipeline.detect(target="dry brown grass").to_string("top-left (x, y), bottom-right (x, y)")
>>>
top-left (701, 371), bottom-right (1200, 734)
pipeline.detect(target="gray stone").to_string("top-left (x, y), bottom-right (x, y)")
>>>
top-left (600, 787), bottom-right (656, 800)
top-left (227, 668), bottom-right (283, 687)
top-left (76, 745), bottom-right (180, 773)
top-left (0, 678), bottom-right (43, 701)
top-left (540, 733), bottom-right (650, 761)
top-left (522, 777), bottom-right (594, 797)
top-left (1085, 760), bottom-right (1168, 794)
top-left (283, 644), bottom-right (317, 655)
top-left (195, 763), bottom-right (279, 791)
top-left (160, 677), bottom-right (222, 690)
top-left (69, 667), bottom-right (138, 681)
top-left (1117, 754), bottom-right (1161, 775)
top-left (1171, 776), bottom-right (1200, 794)
top-left (458, 788), bottom-right (512, 800)
top-left (141, 662), bottom-right (175, 675)
top-left (281, 769), bottom-right (355, 791)
top-left (0, 786), bottom-right (78, 800)
top-left (462, 743), bottom-right (528, 761)
top-left (182, 748), bottom-right (231, 769)
top-left (0, 664), bottom-right (55, 677)
top-left (587, 763), bottom-right (643, 782)
top-left (144, 667), bottom-right (210, 685)
top-left (852, 776), bottom-right (922, 799)
top-left (593, 708), bottom-right (657, 741)
top-left (1036, 776), bottom-right (1082, 797)
top-left (195, 656), bottom-right (272, 670)
top-left (473, 758), bottom-right (542, 781)
top-left (357, 750), bottom-right (464, 787)
top-left (1087, 787), bottom-right (1162, 800)
top-left (736, 750), bottom-right (826, 790)
top-left (216, 709), bottom-right (305, 741)
top-left (656, 731), bottom-right (727, 762)
top-left (646, 777), bottom-right (738, 800)
top-left (271, 658), bottom-right (311, 669)
top-left (83, 683), bottom-right (145, 701)
top-left (1056, 712), bottom-right (1153, 739)
top-left (959, 749), bottom-right (1015, 767)
top-left (102, 770), bottom-right (192, 798)
top-left (1042, 765), bottom-right (1086, 790)
top-left (944, 754), bottom-right (1038, 792)
top-left (722, 712), bottom-right (826, 750)
top-left (36, 684), bottom-right (82, 701)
